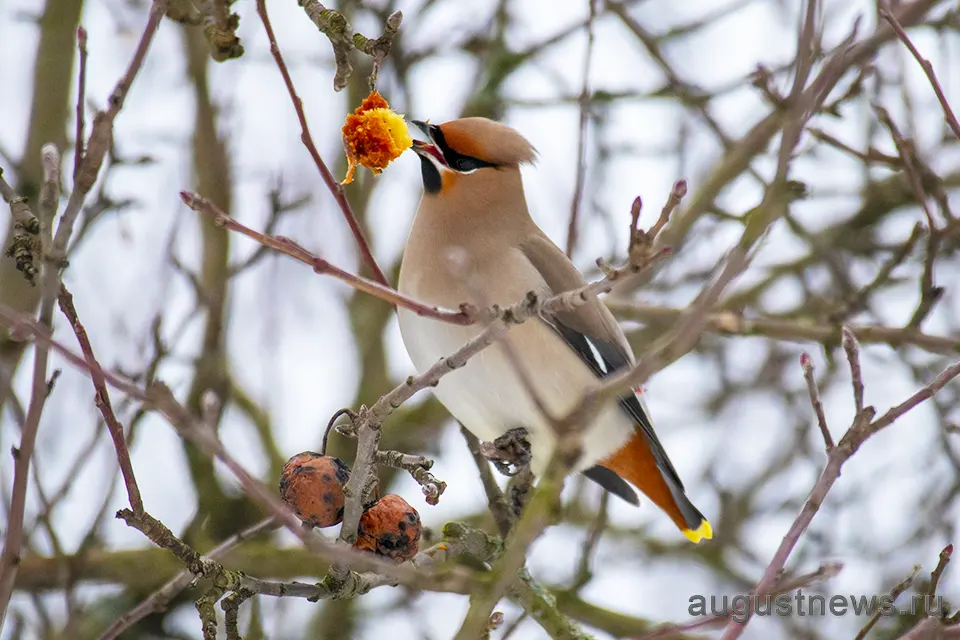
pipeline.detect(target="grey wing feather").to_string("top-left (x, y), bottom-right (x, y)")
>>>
top-left (519, 233), bottom-right (686, 491)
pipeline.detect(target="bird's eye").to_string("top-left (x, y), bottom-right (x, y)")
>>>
top-left (455, 158), bottom-right (474, 172)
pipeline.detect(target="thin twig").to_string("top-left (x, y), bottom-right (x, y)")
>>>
top-left (564, 0), bottom-right (597, 257)
top-left (57, 285), bottom-right (143, 513)
top-left (0, 144), bottom-right (62, 629)
top-left (870, 360), bottom-right (960, 432)
top-left (879, 3), bottom-right (960, 140)
top-left (352, 10), bottom-right (403, 91)
top-left (607, 301), bottom-right (960, 355)
top-left (99, 518), bottom-right (278, 640)
top-left (0, 303), bottom-right (472, 592)
top-left (255, 0), bottom-right (390, 286)
top-left (842, 326), bottom-right (865, 415)
top-left (897, 619), bottom-right (960, 639)
top-left (180, 191), bottom-right (473, 324)
top-left (807, 126), bottom-right (901, 167)
top-left (374, 450), bottom-right (447, 505)
top-left (221, 588), bottom-right (254, 640)
top-left (571, 491), bottom-right (609, 590)
top-left (720, 357), bottom-right (960, 639)
top-left (926, 543), bottom-right (953, 606)
top-left (628, 181), bottom-right (687, 263)
top-left (873, 103), bottom-right (936, 226)
top-left (74, 26), bottom-right (88, 179)
top-left (854, 565), bottom-right (921, 640)
top-left (574, 242), bottom-right (751, 426)
top-left (800, 353), bottom-right (833, 450)
top-left (640, 562), bottom-right (843, 639)
top-left (321, 407), bottom-right (357, 455)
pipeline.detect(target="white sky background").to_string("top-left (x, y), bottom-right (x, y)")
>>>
top-left (1, 0), bottom-right (959, 638)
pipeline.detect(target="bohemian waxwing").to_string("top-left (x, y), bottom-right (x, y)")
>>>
top-left (398, 117), bottom-right (712, 543)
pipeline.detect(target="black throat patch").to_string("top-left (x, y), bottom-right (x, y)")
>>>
top-left (419, 155), bottom-right (442, 194)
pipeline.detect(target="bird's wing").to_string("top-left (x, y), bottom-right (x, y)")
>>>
top-left (518, 233), bottom-right (686, 492)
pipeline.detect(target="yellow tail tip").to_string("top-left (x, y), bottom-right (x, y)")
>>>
top-left (681, 520), bottom-right (713, 544)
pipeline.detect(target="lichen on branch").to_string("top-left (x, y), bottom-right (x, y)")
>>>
top-left (298, 0), bottom-right (402, 91)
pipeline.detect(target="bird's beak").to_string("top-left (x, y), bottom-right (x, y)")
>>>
top-left (410, 120), bottom-right (448, 167)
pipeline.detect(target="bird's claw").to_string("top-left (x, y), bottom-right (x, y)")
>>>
top-left (480, 427), bottom-right (532, 476)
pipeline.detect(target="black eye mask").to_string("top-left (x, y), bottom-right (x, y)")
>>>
top-left (428, 125), bottom-right (499, 172)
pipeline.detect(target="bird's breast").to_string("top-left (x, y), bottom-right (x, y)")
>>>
top-left (397, 292), bottom-right (633, 475)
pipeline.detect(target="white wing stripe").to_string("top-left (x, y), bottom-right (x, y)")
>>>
top-left (583, 336), bottom-right (609, 374)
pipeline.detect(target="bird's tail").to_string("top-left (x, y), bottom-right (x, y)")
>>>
top-left (600, 434), bottom-right (713, 543)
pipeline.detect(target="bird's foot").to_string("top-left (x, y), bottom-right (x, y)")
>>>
top-left (479, 427), bottom-right (531, 477)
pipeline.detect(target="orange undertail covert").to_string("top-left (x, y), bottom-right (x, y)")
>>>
top-left (601, 434), bottom-right (713, 544)
top-left (341, 91), bottom-right (413, 185)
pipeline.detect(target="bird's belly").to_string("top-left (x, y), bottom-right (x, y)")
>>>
top-left (397, 309), bottom-right (633, 476)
